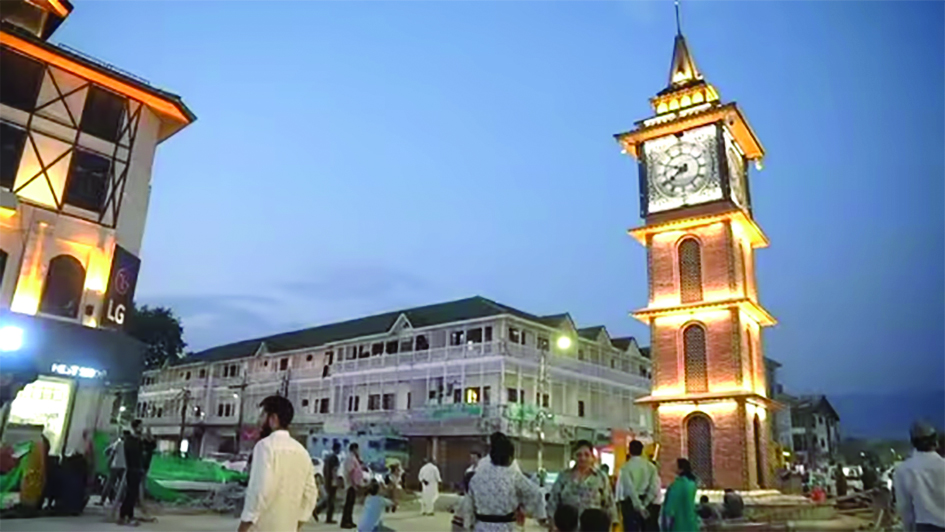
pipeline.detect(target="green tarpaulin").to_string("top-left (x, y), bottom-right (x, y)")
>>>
top-left (1, 432), bottom-right (248, 503)
top-left (0, 441), bottom-right (33, 497)
top-left (92, 431), bottom-right (247, 503)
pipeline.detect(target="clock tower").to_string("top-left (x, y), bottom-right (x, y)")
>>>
top-left (615, 16), bottom-right (775, 489)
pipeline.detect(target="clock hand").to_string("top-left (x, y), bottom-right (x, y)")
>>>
top-left (667, 163), bottom-right (688, 182)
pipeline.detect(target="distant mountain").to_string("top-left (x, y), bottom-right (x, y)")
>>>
top-left (829, 390), bottom-right (945, 440)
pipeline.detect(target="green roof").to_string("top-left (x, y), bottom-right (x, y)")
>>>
top-left (176, 296), bottom-right (642, 367)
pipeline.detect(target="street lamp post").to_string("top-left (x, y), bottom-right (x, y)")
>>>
top-left (536, 335), bottom-right (571, 473)
top-left (178, 388), bottom-right (192, 454)
top-left (537, 348), bottom-right (548, 473)
top-left (230, 372), bottom-right (249, 454)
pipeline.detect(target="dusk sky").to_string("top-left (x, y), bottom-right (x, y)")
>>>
top-left (54, 1), bottom-right (943, 397)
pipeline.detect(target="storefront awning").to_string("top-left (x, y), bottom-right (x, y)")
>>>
top-left (0, 310), bottom-right (146, 387)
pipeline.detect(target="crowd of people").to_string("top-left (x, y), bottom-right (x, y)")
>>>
top-left (452, 432), bottom-right (730, 532)
top-left (173, 392), bottom-right (943, 532)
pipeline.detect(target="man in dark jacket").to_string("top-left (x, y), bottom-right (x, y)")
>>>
top-left (321, 442), bottom-right (341, 524)
top-left (137, 428), bottom-right (158, 521)
top-left (118, 420), bottom-right (144, 526)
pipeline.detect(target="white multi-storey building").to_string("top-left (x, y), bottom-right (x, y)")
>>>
top-left (138, 296), bottom-right (652, 486)
top-left (0, 0), bottom-right (194, 454)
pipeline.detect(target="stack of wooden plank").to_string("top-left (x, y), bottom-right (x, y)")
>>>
top-left (834, 489), bottom-right (895, 530)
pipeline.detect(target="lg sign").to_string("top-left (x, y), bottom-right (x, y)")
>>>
top-left (115, 269), bottom-right (132, 295)
top-left (106, 269), bottom-right (130, 324)
top-left (101, 246), bottom-right (141, 330)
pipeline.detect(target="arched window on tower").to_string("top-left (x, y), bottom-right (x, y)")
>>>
top-left (678, 238), bottom-right (703, 303)
top-left (39, 254), bottom-right (86, 318)
top-left (683, 323), bottom-right (708, 393)
top-left (687, 413), bottom-right (714, 488)
top-left (754, 413), bottom-right (765, 488)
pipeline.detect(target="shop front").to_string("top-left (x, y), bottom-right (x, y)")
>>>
top-left (0, 310), bottom-right (145, 456)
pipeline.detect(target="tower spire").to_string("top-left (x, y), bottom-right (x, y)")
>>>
top-left (667, 0), bottom-right (701, 89)
top-left (675, 0), bottom-right (682, 36)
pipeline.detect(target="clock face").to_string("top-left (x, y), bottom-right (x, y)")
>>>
top-left (653, 142), bottom-right (709, 198)
top-left (641, 124), bottom-right (722, 215)
top-left (727, 145), bottom-right (746, 208)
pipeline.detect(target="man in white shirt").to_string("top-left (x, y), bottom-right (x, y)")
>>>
top-left (895, 422), bottom-right (945, 532)
top-left (418, 458), bottom-right (442, 516)
top-left (239, 396), bottom-right (317, 532)
top-left (100, 432), bottom-right (126, 506)
top-left (616, 440), bottom-right (661, 532)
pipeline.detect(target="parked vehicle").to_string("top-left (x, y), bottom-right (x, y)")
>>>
top-left (205, 452), bottom-right (250, 473)
top-left (306, 433), bottom-right (409, 476)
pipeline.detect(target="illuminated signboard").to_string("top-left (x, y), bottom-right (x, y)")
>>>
top-left (100, 245), bottom-right (141, 330)
top-left (51, 364), bottom-right (106, 379)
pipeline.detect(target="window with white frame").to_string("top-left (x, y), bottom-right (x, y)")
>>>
top-left (467, 328), bottom-right (483, 344)
top-left (415, 335), bottom-right (430, 350)
top-left (450, 330), bottom-right (465, 346)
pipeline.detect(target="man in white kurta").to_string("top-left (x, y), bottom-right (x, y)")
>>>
top-left (239, 396), bottom-right (318, 532)
top-left (418, 460), bottom-right (442, 516)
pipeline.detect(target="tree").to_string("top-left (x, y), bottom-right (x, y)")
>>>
top-left (126, 304), bottom-right (187, 369)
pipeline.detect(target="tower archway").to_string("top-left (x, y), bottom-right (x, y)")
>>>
top-left (686, 413), bottom-right (713, 487)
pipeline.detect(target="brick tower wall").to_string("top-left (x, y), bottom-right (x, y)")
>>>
top-left (656, 403), bottom-right (755, 490)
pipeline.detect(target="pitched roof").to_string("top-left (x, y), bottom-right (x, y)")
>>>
top-left (637, 346), bottom-right (651, 359)
top-left (793, 395), bottom-right (840, 421)
top-left (178, 296), bottom-right (652, 367)
top-left (537, 313), bottom-right (573, 329)
top-left (577, 326), bottom-right (606, 340)
top-left (610, 337), bottom-right (638, 352)
top-left (181, 296), bottom-right (626, 367)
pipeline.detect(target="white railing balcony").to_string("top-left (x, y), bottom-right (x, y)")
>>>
top-left (550, 356), bottom-right (651, 390)
top-left (139, 380), bottom-right (177, 393)
top-left (332, 343), bottom-right (499, 374)
top-left (213, 374), bottom-right (249, 387)
top-left (248, 371), bottom-right (285, 384)
top-left (291, 366), bottom-right (326, 379)
top-left (503, 343), bottom-right (651, 390)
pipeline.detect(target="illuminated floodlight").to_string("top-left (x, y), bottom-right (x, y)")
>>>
top-left (0, 326), bottom-right (24, 352)
top-left (556, 336), bottom-right (572, 350)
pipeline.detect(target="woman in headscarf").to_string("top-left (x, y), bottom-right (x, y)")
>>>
top-left (547, 440), bottom-right (617, 528)
top-left (461, 432), bottom-right (546, 532)
top-left (660, 458), bottom-right (700, 532)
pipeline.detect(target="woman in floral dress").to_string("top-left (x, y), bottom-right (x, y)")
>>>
top-left (547, 440), bottom-right (617, 528)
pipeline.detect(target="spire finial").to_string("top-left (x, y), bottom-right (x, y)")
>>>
top-left (674, 0), bottom-right (682, 36)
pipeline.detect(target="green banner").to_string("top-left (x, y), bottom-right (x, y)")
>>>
top-left (429, 404), bottom-right (482, 420)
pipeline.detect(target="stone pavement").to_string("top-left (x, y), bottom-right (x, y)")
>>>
top-left (0, 505), bottom-right (546, 532)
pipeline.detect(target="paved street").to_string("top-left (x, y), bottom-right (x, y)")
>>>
top-left (0, 506), bottom-right (545, 532)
